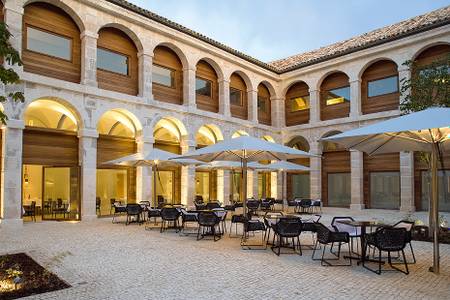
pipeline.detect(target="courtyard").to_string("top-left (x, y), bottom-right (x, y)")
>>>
top-left (1, 208), bottom-right (449, 300)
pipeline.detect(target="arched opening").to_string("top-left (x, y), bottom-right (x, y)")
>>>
top-left (286, 136), bottom-right (310, 200)
top-left (23, 2), bottom-right (81, 83)
top-left (195, 125), bottom-right (223, 202)
top-left (152, 45), bottom-right (183, 105)
top-left (321, 131), bottom-right (350, 207)
top-left (320, 72), bottom-right (350, 121)
top-left (153, 118), bottom-right (185, 204)
top-left (22, 99), bottom-right (81, 221)
top-left (414, 44), bottom-right (450, 68)
top-left (361, 60), bottom-right (399, 114)
top-left (97, 27), bottom-right (139, 95)
top-left (231, 130), bottom-right (249, 138)
top-left (96, 110), bottom-right (138, 216)
top-left (196, 60), bottom-right (219, 113)
top-left (257, 83), bottom-right (272, 125)
top-left (230, 72), bottom-right (248, 120)
top-left (285, 81), bottom-right (310, 126)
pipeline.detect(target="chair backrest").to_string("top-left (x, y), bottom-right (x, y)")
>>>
top-left (375, 227), bottom-right (407, 251)
top-left (195, 202), bottom-right (207, 210)
top-left (246, 200), bottom-right (260, 210)
top-left (312, 199), bottom-right (322, 207)
top-left (393, 220), bottom-right (414, 232)
top-left (57, 198), bottom-right (62, 206)
top-left (275, 217), bottom-right (302, 236)
top-left (160, 207), bottom-right (180, 220)
top-left (206, 202), bottom-right (221, 210)
top-left (195, 195), bottom-right (204, 203)
top-left (126, 203), bottom-right (142, 214)
top-left (300, 199), bottom-right (312, 207)
top-left (312, 214), bottom-right (321, 223)
top-left (96, 197), bottom-right (101, 206)
top-left (31, 201), bottom-right (36, 209)
top-left (110, 198), bottom-right (116, 205)
top-left (266, 197), bottom-right (275, 202)
top-left (331, 216), bottom-right (355, 232)
top-left (314, 222), bottom-right (331, 243)
top-left (197, 211), bottom-right (219, 226)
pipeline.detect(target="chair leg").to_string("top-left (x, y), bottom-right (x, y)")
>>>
top-left (409, 242), bottom-right (416, 264)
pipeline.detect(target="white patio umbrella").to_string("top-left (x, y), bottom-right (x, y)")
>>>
top-left (323, 107), bottom-right (450, 274)
top-left (104, 148), bottom-right (203, 207)
top-left (173, 135), bottom-right (316, 213)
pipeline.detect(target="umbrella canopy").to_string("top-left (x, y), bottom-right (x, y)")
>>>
top-left (322, 107), bottom-right (450, 274)
top-left (202, 161), bottom-right (267, 170)
top-left (103, 148), bottom-right (177, 167)
top-left (176, 135), bottom-right (316, 162)
top-left (250, 160), bottom-right (310, 172)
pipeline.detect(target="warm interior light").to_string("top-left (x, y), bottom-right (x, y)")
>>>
top-left (326, 97), bottom-right (345, 106)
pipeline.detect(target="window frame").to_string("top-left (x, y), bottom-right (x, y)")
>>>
top-left (325, 85), bottom-right (351, 106)
top-left (195, 76), bottom-right (213, 98)
top-left (229, 87), bottom-right (243, 106)
top-left (367, 75), bottom-right (399, 98)
top-left (25, 24), bottom-right (73, 62)
top-left (96, 46), bottom-right (130, 77)
top-left (152, 63), bottom-right (176, 89)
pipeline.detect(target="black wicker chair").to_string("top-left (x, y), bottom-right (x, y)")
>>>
top-left (246, 199), bottom-right (260, 216)
top-left (331, 216), bottom-right (361, 255)
top-left (229, 214), bottom-right (246, 237)
top-left (312, 222), bottom-right (352, 266)
top-left (126, 204), bottom-right (143, 225)
top-left (112, 203), bottom-right (126, 223)
top-left (298, 199), bottom-right (312, 214)
top-left (145, 208), bottom-right (161, 230)
top-left (311, 199), bottom-right (322, 213)
top-left (160, 207), bottom-right (181, 232)
top-left (241, 216), bottom-right (267, 249)
top-left (180, 208), bottom-right (198, 234)
top-left (110, 198), bottom-right (116, 215)
top-left (363, 227), bottom-right (409, 275)
top-left (96, 197), bottom-right (101, 215)
top-left (287, 198), bottom-right (299, 212)
top-left (263, 211), bottom-right (284, 244)
top-left (260, 198), bottom-right (273, 213)
top-left (271, 217), bottom-right (303, 256)
top-left (301, 214), bottom-right (321, 248)
top-left (197, 211), bottom-right (221, 241)
top-left (157, 195), bottom-right (166, 208)
top-left (23, 201), bottom-right (37, 222)
top-left (393, 220), bottom-right (416, 264)
top-left (206, 201), bottom-right (221, 210)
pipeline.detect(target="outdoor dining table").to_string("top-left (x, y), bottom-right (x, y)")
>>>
top-left (336, 220), bottom-right (386, 264)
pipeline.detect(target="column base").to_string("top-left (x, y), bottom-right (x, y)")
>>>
top-left (400, 205), bottom-right (416, 213)
top-left (350, 204), bottom-right (365, 210)
top-left (81, 215), bottom-right (98, 222)
top-left (0, 218), bottom-right (23, 229)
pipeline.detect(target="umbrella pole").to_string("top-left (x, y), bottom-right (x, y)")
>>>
top-left (430, 143), bottom-right (440, 274)
top-left (153, 166), bottom-right (157, 208)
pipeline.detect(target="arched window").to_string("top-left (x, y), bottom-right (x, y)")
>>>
top-left (152, 46), bottom-right (183, 104)
top-left (97, 27), bottom-right (139, 96)
top-left (257, 83), bottom-right (271, 125)
top-left (196, 60), bottom-right (219, 113)
top-left (230, 72), bottom-right (248, 120)
top-left (285, 81), bottom-right (310, 126)
top-left (23, 2), bottom-right (81, 83)
top-left (361, 60), bottom-right (399, 114)
top-left (320, 72), bottom-right (350, 120)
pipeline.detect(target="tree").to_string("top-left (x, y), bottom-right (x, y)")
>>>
top-left (0, 22), bottom-right (24, 124)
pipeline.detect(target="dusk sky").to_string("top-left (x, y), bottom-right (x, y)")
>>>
top-left (128, 0), bottom-right (450, 62)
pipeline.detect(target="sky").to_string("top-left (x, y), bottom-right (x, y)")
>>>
top-left (128, 0), bottom-right (450, 62)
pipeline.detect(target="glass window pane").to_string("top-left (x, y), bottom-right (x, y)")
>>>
top-left (291, 96), bottom-right (310, 112)
top-left (97, 48), bottom-right (128, 75)
top-left (326, 86), bottom-right (350, 105)
top-left (26, 27), bottom-right (71, 60)
top-left (155, 170), bottom-right (174, 204)
top-left (370, 172), bottom-right (400, 209)
top-left (96, 169), bottom-right (128, 215)
top-left (421, 170), bottom-right (450, 212)
top-left (232, 171), bottom-right (242, 202)
top-left (327, 173), bottom-right (351, 207)
top-left (291, 174), bottom-right (310, 199)
top-left (230, 88), bottom-right (242, 106)
top-left (195, 171), bottom-right (210, 201)
top-left (257, 96), bottom-right (267, 113)
top-left (153, 65), bottom-right (175, 87)
top-left (196, 78), bottom-right (212, 97)
top-left (368, 76), bottom-right (398, 97)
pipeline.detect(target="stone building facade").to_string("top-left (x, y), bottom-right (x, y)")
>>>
top-left (0, 0), bottom-right (449, 226)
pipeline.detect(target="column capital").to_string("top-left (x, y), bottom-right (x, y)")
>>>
top-left (80, 31), bottom-right (99, 40)
top-left (78, 128), bottom-right (99, 139)
top-left (136, 135), bottom-right (154, 144)
top-left (270, 96), bottom-right (285, 102)
top-left (5, 119), bottom-right (24, 130)
top-left (137, 51), bottom-right (154, 58)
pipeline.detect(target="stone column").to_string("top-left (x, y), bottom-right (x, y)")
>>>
top-left (248, 89), bottom-right (258, 123)
top-left (398, 67), bottom-right (411, 106)
top-left (136, 136), bottom-right (153, 202)
top-left (251, 171), bottom-right (259, 198)
top-left (80, 31), bottom-right (98, 87)
top-left (400, 151), bottom-right (415, 212)
top-left (138, 52), bottom-right (153, 101)
top-left (217, 169), bottom-right (231, 204)
top-left (271, 97), bottom-right (285, 128)
top-left (246, 170), bottom-right (254, 198)
top-left (350, 79), bottom-right (362, 118)
top-left (0, 120), bottom-right (24, 227)
top-left (309, 89), bottom-right (320, 124)
top-left (219, 79), bottom-right (231, 117)
top-left (271, 172), bottom-right (278, 199)
top-left (4, 3), bottom-right (23, 73)
top-left (310, 141), bottom-right (322, 199)
top-left (183, 67), bottom-right (196, 109)
top-left (78, 129), bottom-right (98, 221)
top-left (277, 171), bottom-right (283, 200)
top-left (350, 150), bottom-right (365, 210)
top-left (180, 139), bottom-right (196, 207)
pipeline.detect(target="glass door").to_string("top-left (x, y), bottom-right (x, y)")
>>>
top-left (43, 166), bottom-right (80, 221)
top-left (327, 173), bottom-right (351, 207)
top-left (258, 172), bottom-right (271, 199)
top-left (370, 172), bottom-right (400, 209)
top-left (154, 170), bottom-right (174, 204)
top-left (195, 171), bottom-right (210, 202)
top-left (231, 171), bottom-right (242, 202)
top-left (291, 173), bottom-right (310, 199)
top-left (421, 170), bottom-right (450, 212)
top-left (96, 169), bottom-right (128, 216)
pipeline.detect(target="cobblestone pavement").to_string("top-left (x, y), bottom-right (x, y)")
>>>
top-left (1, 208), bottom-right (449, 300)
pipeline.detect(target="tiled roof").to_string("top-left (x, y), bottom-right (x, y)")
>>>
top-left (105, 0), bottom-right (450, 74)
top-left (270, 6), bottom-right (450, 72)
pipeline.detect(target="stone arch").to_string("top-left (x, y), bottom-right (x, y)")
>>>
top-left (229, 70), bottom-right (254, 91)
top-left (282, 80), bottom-right (310, 96)
top-left (97, 109), bottom-right (143, 138)
top-left (320, 130), bottom-right (344, 152)
top-left (21, 96), bottom-right (84, 130)
top-left (411, 41), bottom-right (450, 62)
top-left (231, 130), bottom-right (249, 138)
top-left (152, 116), bottom-right (188, 143)
top-left (316, 69), bottom-right (350, 91)
top-left (98, 23), bottom-right (144, 53)
top-left (195, 124), bottom-right (224, 147)
top-left (358, 57), bottom-right (398, 79)
top-left (257, 80), bottom-right (276, 97)
top-left (194, 57), bottom-right (224, 81)
top-left (152, 41), bottom-right (189, 69)
top-left (286, 135), bottom-right (310, 152)
top-left (24, 0), bottom-right (86, 32)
